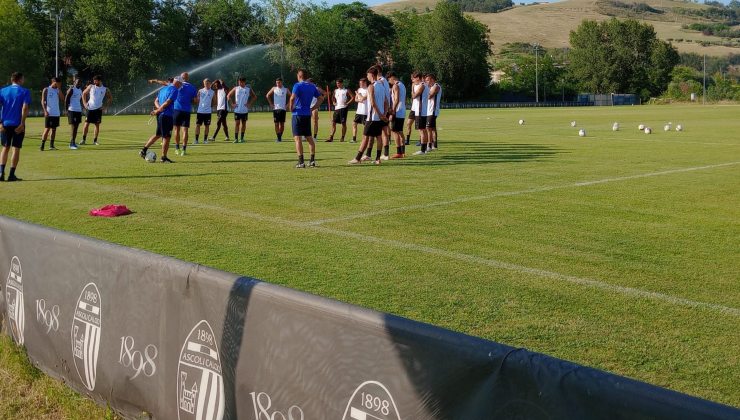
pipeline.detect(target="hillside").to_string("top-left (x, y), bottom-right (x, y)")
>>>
top-left (374, 0), bottom-right (739, 56)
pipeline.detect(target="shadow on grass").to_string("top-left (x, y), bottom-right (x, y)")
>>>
top-left (397, 141), bottom-right (566, 166)
top-left (24, 172), bottom-right (230, 182)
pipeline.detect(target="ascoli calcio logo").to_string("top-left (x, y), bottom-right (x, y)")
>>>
top-left (177, 320), bottom-right (225, 420)
top-left (5, 256), bottom-right (24, 345)
top-left (342, 381), bottom-right (401, 420)
top-left (71, 282), bottom-right (102, 391)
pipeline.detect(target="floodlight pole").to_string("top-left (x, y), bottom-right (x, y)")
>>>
top-left (534, 43), bottom-right (540, 103)
top-left (55, 12), bottom-right (60, 77)
top-left (702, 54), bottom-right (706, 105)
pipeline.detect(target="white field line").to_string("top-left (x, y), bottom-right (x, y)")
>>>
top-left (32, 170), bottom-right (740, 318)
top-left (308, 161), bottom-right (740, 226)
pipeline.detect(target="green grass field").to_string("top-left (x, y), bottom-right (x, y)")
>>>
top-left (1, 104), bottom-right (739, 413)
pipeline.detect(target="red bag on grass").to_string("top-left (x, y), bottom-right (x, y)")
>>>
top-left (89, 205), bottom-right (133, 217)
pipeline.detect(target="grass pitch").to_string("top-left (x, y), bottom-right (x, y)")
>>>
top-left (1, 104), bottom-right (739, 412)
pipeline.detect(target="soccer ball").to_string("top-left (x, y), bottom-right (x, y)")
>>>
top-left (638, 124), bottom-right (645, 130)
top-left (664, 124), bottom-right (671, 132)
top-left (570, 121), bottom-right (577, 127)
top-left (578, 129), bottom-right (586, 137)
top-left (676, 124), bottom-right (683, 132)
top-left (518, 119), bottom-right (524, 125)
top-left (644, 127), bottom-right (652, 134)
top-left (145, 151), bottom-right (157, 162)
top-left (612, 122), bottom-right (619, 131)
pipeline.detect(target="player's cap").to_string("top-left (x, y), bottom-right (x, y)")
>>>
top-left (174, 76), bottom-right (184, 83)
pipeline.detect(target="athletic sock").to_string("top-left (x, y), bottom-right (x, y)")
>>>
top-left (355, 151), bottom-right (363, 161)
top-left (421, 143), bottom-right (427, 152)
top-left (383, 145), bottom-right (389, 156)
top-left (352, 136), bottom-right (356, 141)
top-left (9, 167), bottom-right (15, 177)
top-left (313, 132), bottom-right (317, 139)
top-left (310, 154), bottom-right (315, 163)
top-left (365, 147), bottom-right (372, 157)
top-left (298, 154), bottom-right (304, 165)
top-left (434, 140), bottom-right (438, 148)
top-left (94, 137), bottom-right (98, 143)
top-left (375, 150), bottom-right (381, 161)
top-left (402, 145), bottom-right (406, 154)
top-left (0, 164), bottom-right (5, 177)
top-left (50, 140), bottom-right (55, 148)
top-left (406, 134), bottom-right (410, 142)
top-left (240, 133), bottom-right (245, 142)
top-left (397, 146), bottom-right (402, 155)
top-left (183, 146), bottom-right (187, 151)
top-left (142, 147), bottom-right (148, 153)
top-left (277, 133), bottom-right (282, 141)
top-left (175, 144), bottom-right (180, 150)
top-left (82, 136), bottom-right (86, 142)
top-left (41, 140), bottom-right (46, 149)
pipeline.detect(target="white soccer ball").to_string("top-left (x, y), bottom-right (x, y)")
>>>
top-left (570, 121), bottom-right (577, 127)
top-left (644, 127), bottom-right (652, 134)
top-left (664, 124), bottom-right (671, 132)
top-left (578, 129), bottom-right (586, 137)
top-left (638, 124), bottom-right (645, 130)
top-left (145, 151), bottom-right (157, 162)
top-left (612, 122), bottom-right (619, 131)
top-left (676, 124), bottom-right (683, 132)
top-left (518, 119), bottom-right (524, 125)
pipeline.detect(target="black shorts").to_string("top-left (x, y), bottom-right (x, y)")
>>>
top-left (217, 109), bottom-right (228, 120)
top-left (86, 108), bottom-right (103, 124)
top-left (333, 108), bottom-right (349, 124)
top-left (408, 110), bottom-right (416, 120)
top-left (196, 113), bottom-right (212, 126)
top-left (353, 114), bottom-right (367, 125)
top-left (426, 115), bottom-right (437, 129)
top-left (156, 115), bottom-right (174, 138)
top-left (391, 117), bottom-right (405, 132)
top-left (273, 109), bottom-right (286, 123)
top-left (363, 120), bottom-right (384, 137)
top-left (45, 116), bottom-right (60, 129)
top-left (68, 111), bottom-right (82, 125)
top-left (415, 116), bottom-right (428, 130)
top-left (292, 115), bottom-right (312, 137)
top-left (1, 127), bottom-right (24, 148)
top-left (173, 110), bottom-right (191, 127)
top-left (234, 113), bottom-right (248, 122)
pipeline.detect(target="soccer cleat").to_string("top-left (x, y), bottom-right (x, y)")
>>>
top-left (348, 159), bottom-right (361, 165)
top-left (7, 175), bottom-right (21, 182)
top-left (405, 139), bottom-right (410, 145)
top-left (70, 144), bottom-right (78, 150)
top-left (380, 155), bottom-right (390, 161)
top-left (139, 149), bottom-right (146, 159)
top-left (93, 141), bottom-right (99, 145)
top-left (350, 140), bottom-right (357, 143)
top-left (295, 162), bottom-right (306, 168)
top-left (49, 146), bottom-right (57, 150)
top-left (194, 140), bottom-right (199, 144)
top-left (40, 145), bottom-right (45, 151)
top-left (413, 150), bottom-right (426, 156)
top-left (161, 156), bottom-right (174, 163)
top-left (390, 153), bottom-right (404, 159)
top-left (309, 161), bottom-right (317, 168)
top-left (180, 149), bottom-right (187, 156)
top-left (0, 174), bottom-right (4, 181)
top-left (79, 139), bottom-right (86, 145)
top-left (275, 139), bottom-right (281, 143)
top-left (360, 155), bottom-right (371, 162)
top-left (325, 138), bottom-right (333, 142)
top-left (225, 138), bottom-right (231, 142)
top-left (374, 159), bottom-right (381, 165)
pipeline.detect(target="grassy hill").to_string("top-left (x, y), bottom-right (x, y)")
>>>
top-left (374, 0), bottom-right (740, 56)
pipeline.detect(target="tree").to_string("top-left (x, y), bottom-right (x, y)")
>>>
top-left (192, 0), bottom-right (265, 56)
top-left (261, 0), bottom-right (299, 77)
top-left (0, 0), bottom-right (44, 87)
top-left (568, 18), bottom-right (679, 100)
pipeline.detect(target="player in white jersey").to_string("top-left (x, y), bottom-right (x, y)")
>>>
top-left (351, 78), bottom-right (368, 144)
top-left (349, 67), bottom-right (388, 165)
top-left (194, 78), bottom-right (216, 144)
top-left (227, 77), bottom-right (256, 143)
top-left (81, 75), bottom-right (112, 145)
top-left (41, 77), bottom-right (62, 151)
top-left (65, 78), bottom-right (83, 149)
top-left (425, 73), bottom-right (442, 150)
top-left (266, 78), bottom-right (289, 142)
top-left (211, 79), bottom-right (230, 142)
top-left (327, 78), bottom-right (354, 142)
top-left (410, 72), bottom-right (430, 155)
top-left (374, 65), bottom-right (392, 160)
top-left (388, 72), bottom-right (407, 159)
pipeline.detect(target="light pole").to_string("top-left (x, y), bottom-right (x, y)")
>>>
top-left (534, 43), bottom-right (540, 103)
top-left (53, 9), bottom-right (63, 77)
top-left (702, 53), bottom-right (706, 105)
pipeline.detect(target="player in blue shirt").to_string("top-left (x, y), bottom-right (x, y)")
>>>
top-left (150, 72), bottom-right (197, 155)
top-left (0, 72), bottom-right (32, 181)
top-left (288, 69), bottom-right (324, 168)
top-left (139, 77), bottom-right (181, 163)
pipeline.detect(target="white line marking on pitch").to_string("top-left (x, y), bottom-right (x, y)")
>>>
top-left (28, 164), bottom-right (740, 317)
top-left (308, 161), bottom-right (740, 225)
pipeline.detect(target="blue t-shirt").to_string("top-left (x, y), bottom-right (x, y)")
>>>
top-left (0, 84), bottom-right (32, 126)
top-left (291, 81), bottom-right (321, 117)
top-left (174, 82), bottom-right (197, 113)
top-left (157, 85), bottom-right (179, 117)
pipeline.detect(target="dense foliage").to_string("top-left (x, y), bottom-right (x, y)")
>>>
top-left (449, 0), bottom-right (513, 13)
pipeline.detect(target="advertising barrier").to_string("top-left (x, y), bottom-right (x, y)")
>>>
top-left (0, 216), bottom-right (737, 419)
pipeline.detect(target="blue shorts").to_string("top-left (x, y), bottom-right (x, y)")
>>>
top-left (173, 110), bottom-right (191, 127)
top-left (292, 115), bottom-right (312, 137)
top-left (156, 115), bottom-right (174, 138)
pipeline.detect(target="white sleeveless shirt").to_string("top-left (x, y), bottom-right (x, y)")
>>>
top-left (87, 85), bottom-right (107, 110)
top-left (217, 88), bottom-right (228, 111)
top-left (334, 88), bottom-right (349, 110)
top-left (356, 88), bottom-right (368, 116)
top-left (272, 87), bottom-right (288, 110)
top-left (67, 87), bottom-right (82, 112)
top-left (233, 86), bottom-right (250, 113)
top-left (45, 87), bottom-right (61, 117)
top-left (197, 88), bottom-right (214, 113)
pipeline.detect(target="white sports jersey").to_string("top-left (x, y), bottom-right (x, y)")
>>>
top-left (197, 88), bottom-right (214, 114)
top-left (427, 83), bottom-right (442, 117)
top-left (67, 87), bottom-right (82, 112)
top-left (87, 85), bottom-right (107, 110)
top-left (45, 87), bottom-right (61, 117)
top-left (233, 86), bottom-right (251, 113)
top-left (394, 81), bottom-right (406, 118)
top-left (334, 88), bottom-right (349, 110)
top-left (368, 81), bottom-right (386, 122)
top-left (356, 87), bottom-right (368, 115)
top-left (379, 77), bottom-right (391, 113)
top-left (411, 82), bottom-right (429, 117)
top-left (272, 86), bottom-right (288, 110)
top-left (311, 97), bottom-right (317, 108)
top-left (217, 88), bottom-right (228, 111)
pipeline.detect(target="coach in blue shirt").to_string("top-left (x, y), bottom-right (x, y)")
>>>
top-left (173, 72), bottom-right (197, 155)
top-left (288, 69), bottom-right (323, 168)
top-left (0, 72), bottom-right (31, 182)
top-left (139, 77), bottom-right (181, 163)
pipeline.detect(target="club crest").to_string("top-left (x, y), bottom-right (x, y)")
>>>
top-left (5, 256), bottom-right (24, 345)
top-left (342, 381), bottom-right (401, 420)
top-left (71, 282), bottom-right (102, 391)
top-left (177, 320), bottom-right (225, 420)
